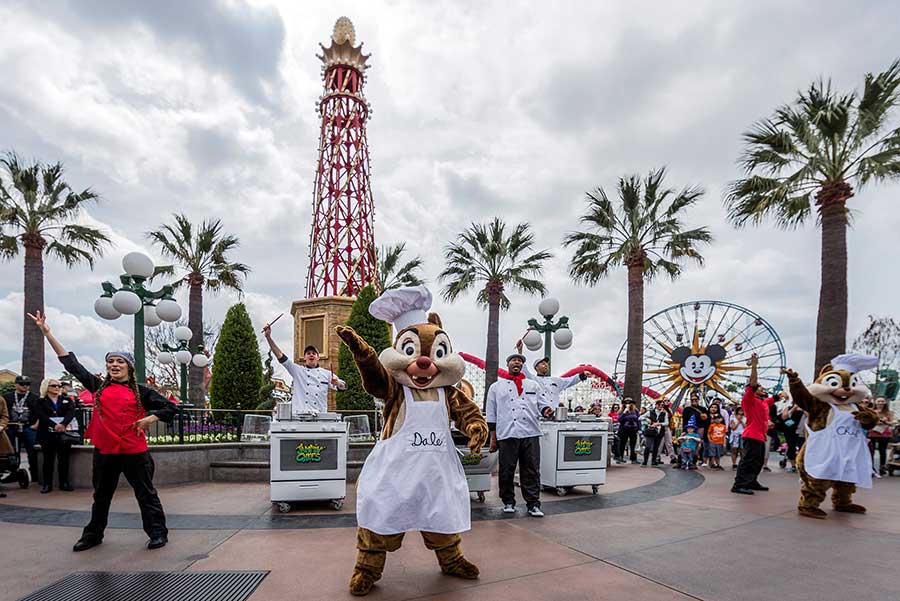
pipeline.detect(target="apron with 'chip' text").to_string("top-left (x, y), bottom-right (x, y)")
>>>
top-left (356, 386), bottom-right (471, 535)
top-left (804, 403), bottom-right (872, 488)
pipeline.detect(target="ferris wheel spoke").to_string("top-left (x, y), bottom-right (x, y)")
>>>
top-left (649, 318), bottom-right (678, 347)
top-left (700, 303), bottom-right (716, 343)
top-left (662, 310), bottom-right (682, 346)
top-left (678, 304), bottom-right (689, 340)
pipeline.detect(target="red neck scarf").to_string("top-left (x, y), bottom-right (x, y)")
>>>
top-left (502, 372), bottom-right (525, 395)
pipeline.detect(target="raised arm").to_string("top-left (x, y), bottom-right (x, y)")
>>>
top-left (262, 324), bottom-right (286, 361)
top-left (335, 326), bottom-right (395, 403)
top-left (782, 367), bottom-right (830, 426)
top-left (748, 352), bottom-right (759, 388)
top-left (29, 311), bottom-right (102, 392)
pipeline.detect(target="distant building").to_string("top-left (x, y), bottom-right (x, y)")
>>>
top-left (0, 369), bottom-right (19, 385)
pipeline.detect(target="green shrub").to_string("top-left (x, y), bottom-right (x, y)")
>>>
top-left (209, 303), bottom-right (263, 411)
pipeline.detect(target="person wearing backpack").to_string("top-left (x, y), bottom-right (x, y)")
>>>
top-left (617, 401), bottom-right (641, 464)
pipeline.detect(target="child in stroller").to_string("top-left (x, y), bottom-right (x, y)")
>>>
top-left (0, 413), bottom-right (31, 496)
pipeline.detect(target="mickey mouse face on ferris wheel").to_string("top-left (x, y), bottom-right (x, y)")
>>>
top-left (671, 345), bottom-right (726, 386)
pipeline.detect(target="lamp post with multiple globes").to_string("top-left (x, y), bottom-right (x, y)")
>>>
top-left (94, 252), bottom-right (183, 385)
top-left (156, 326), bottom-right (208, 404)
top-left (521, 298), bottom-right (573, 373)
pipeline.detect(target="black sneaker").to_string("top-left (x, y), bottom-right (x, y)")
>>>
top-left (749, 484), bottom-right (769, 491)
top-left (73, 538), bottom-right (102, 552)
top-left (147, 536), bottom-right (168, 550)
top-left (731, 487), bottom-right (754, 495)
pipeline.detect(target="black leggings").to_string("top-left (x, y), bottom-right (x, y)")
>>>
top-left (870, 437), bottom-right (889, 469)
top-left (783, 428), bottom-right (801, 461)
top-left (619, 429), bottom-right (638, 461)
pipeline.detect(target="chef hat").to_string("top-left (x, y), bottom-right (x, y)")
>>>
top-left (830, 353), bottom-right (878, 374)
top-left (369, 285), bottom-right (432, 332)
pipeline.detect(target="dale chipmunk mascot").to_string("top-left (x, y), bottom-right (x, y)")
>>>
top-left (783, 354), bottom-right (879, 519)
top-left (335, 286), bottom-right (489, 596)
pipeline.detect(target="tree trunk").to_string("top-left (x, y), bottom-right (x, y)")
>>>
top-left (814, 183), bottom-right (851, 375)
top-left (188, 278), bottom-right (205, 406)
top-left (482, 281), bottom-right (502, 409)
top-left (22, 241), bottom-right (45, 384)
top-left (623, 261), bottom-right (645, 408)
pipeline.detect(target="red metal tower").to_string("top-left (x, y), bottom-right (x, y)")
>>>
top-left (306, 17), bottom-right (377, 298)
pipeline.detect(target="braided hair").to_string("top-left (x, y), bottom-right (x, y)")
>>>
top-left (93, 364), bottom-right (143, 418)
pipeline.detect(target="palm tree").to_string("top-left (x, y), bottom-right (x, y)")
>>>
top-left (147, 214), bottom-right (249, 404)
top-left (565, 168), bottom-right (711, 406)
top-left (376, 242), bottom-right (425, 293)
top-left (726, 60), bottom-right (900, 373)
top-left (0, 152), bottom-right (110, 383)
top-left (439, 218), bottom-right (551, 404)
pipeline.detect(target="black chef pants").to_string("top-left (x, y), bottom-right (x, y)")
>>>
top-left (39, 436), bottom-right (70, 488)
top-left (82, 450), bottom-right (167, 542)
top-left (498, 436), bottom-right (542, 509)
top-left (734, 438), bottom-right (766, 489)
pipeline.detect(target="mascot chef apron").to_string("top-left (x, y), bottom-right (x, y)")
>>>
top-left (803, 403), bottom-right (872, 489)
top-left (357, 386), bottom-right (470, 534)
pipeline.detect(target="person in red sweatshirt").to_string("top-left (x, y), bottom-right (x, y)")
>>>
top-left (29, 311), bottom-right (176, 551)
top-left (731, 353), bottom-right (775, 495)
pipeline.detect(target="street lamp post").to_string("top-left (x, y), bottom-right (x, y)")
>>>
top-left (522, 297), bottom-right (573, 373)
top-left (94, 252), bottom-right (183, 385)
top-left (157, 326), bottom-right (209, 403)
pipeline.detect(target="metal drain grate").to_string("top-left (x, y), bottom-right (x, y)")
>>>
top-left (19, 571), bottom-right (268, 601)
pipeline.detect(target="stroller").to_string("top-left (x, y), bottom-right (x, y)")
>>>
top-left (0, 424), bottom-right (32, 490)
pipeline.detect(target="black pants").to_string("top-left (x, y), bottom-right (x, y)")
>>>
top-left (498, 436), bottom-right (541, 509)
top-left (40, 437), bottom-right (70, 487)
top-left (643, 431), bottom-right (663, 465)
top-left (734, 438), bottom-right (765, 489)
top-left (783, 429), bottom-right (801, 462)
top-left (82, 450), bottom-right (167, 542)
top-left (8, 425), bottom-right (38, 481)
top-left (871, 437), bottom-right (889, 470)
top-left (619, 429), bottom-right (638, 461)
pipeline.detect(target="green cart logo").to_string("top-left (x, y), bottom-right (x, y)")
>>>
top-left (574, 439), bottom-right (594, 456)
top-left (296, 442), bottom-right (327, 463)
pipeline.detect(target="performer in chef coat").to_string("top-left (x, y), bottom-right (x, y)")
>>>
top-left (263, 324), bottom-right (346, 413)
top-left (517, 340), bottom-right (591, 406)
top-left (486, 353), bottom-right (553, 517)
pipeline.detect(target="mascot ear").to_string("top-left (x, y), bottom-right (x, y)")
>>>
top-left (817, 363), bottom-right (834, 381)
top-left (671, 346), bottom-right (691, 364)
top-left (705, 344), bottom-right (726, 362)
top-left (428, 312), bottom-right (443, 328)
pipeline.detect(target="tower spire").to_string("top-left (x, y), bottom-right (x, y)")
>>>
top-left (306, 17), bottom-right (376, 298)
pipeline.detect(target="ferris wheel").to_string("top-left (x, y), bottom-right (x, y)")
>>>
top-left (614, 300), bottom-right (786, 405)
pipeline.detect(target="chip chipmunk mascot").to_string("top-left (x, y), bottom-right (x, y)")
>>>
top-left (335, 286), bottom-right (489, 596)
top-left (783, 354), bottom-right (880, 519)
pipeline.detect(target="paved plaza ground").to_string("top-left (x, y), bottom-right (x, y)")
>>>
top-left (1, 460), bottom-right (898, 601)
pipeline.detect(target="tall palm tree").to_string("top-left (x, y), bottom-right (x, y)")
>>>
top-left (726, 60), bottom-right (900, 373)
top-left (376, 242), bottom-right (425, 293)
top-left (0, 152), bottom-right (110, 383)
top-left (147, 214), bottom-right (249, 404)
top-left (565, 168), bottom-right (711, 406)
top-left (439, 218), bottom-right (551, 404)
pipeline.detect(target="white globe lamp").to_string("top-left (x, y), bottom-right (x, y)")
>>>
top-left (174, 326), bottom-right (193, 342)
top-left (155, 299), bottom-right (182, 322)
top-left (553, 327), bottom-right (573, 349)
top-left (94, 297), bottom-right (121, 320)
top-left (175, 350), bottom-right (193, 365)
top-left (111, 289), bottom-right (143, 315)
top-left (522, 329), bottom-right (543, 351)
top-left (192, 354), bottom-right (209, 368)
top-left (538, 298), bottom-right (560, 318)
top-left (122, 252), bottom-right (155, 279)
top-left (157, 352), bottom-right (174, 365)
top-left (143, 305), bottom-right (162, 327)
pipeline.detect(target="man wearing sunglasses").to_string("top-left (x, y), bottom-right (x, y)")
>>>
top-left (3, 375), bottom-right (40, 484)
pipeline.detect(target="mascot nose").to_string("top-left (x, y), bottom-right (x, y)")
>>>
top-left (416, 356), bottom-right (433, 370)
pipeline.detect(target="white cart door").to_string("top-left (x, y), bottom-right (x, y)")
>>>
top-left (270, 433), bottom-right (347, 481)
top-left (556, 430), bottom-right (606, 471)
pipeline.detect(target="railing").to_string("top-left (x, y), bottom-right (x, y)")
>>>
top-left (73, 405), bottom-right (384, 446)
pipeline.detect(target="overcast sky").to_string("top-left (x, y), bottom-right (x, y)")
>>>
top-left (1, 0), bottom-right (898, 386)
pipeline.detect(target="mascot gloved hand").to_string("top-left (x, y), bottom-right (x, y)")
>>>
top-left (784, 354), bottom-right (879, 520)
top-left (338, 286), bottom-right (487, 596)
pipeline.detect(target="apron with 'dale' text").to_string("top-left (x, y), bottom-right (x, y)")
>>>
top-left (356, 386), bottom-right (471, 535)
top-left (804, 403), bottom-right (872, 489)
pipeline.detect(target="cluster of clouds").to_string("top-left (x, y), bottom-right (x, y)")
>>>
top-left (1, 1), bottom-right (898, 385)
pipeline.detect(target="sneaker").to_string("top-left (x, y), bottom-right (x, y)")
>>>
top-left (762, 466), bottom-right (772, 472)
top-left (527, 506), bottom-right (544, 518)
top-left (502, 504), bottom-right (515, 514)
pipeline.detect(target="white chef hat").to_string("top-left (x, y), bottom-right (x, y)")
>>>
top-left (830, 353), bottom-right (878, 374)
top-left (369, 285), bottom-right (432, 332)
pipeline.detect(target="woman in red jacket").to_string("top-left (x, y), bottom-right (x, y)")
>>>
top-left (29, 311), bottom-right (176, 552)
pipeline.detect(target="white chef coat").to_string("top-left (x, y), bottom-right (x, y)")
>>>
top-left (485, 377), bottom-right (551, 441)
top-left (522, 363), bottom-right (583, 406)
top-left (278, 356), bottom-right (345, 414)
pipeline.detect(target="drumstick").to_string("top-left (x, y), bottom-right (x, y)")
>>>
top-left (262, 313), bottom-right (284, 332)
